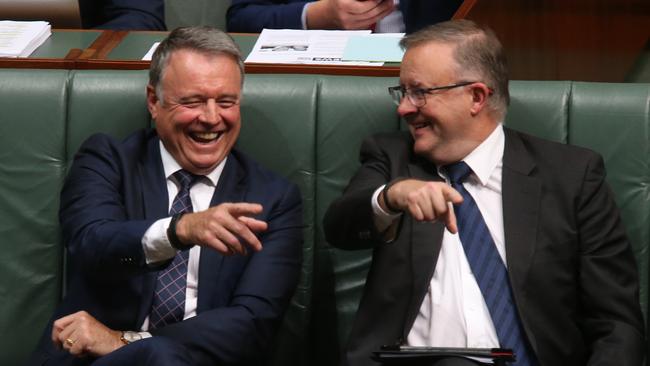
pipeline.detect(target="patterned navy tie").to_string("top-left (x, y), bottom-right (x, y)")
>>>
top-left (444, 162), bottom-right (535, 365)
top-left (149, 169), bottom-right (200, 330)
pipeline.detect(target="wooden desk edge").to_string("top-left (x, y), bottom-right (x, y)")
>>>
top-left (1, 30), bottom-right (400, 76)
top-left (7, 58), bottom-right (398, 76)
top-left (0, 57), bottom-right (76, 69)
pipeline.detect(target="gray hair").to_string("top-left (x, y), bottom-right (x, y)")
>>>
top-left (149, 26), bottom-right (244, 101)
top-left (400, 20), bottom-right (509, 119)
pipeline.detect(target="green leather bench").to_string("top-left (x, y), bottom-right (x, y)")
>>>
top-left (0, 69), bottom-right (648, 365)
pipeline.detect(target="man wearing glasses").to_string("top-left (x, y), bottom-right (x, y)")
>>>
top-left (324, 20), bottom-right (644, 366)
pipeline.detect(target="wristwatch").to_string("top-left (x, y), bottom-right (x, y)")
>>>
top-left (167, 213), bottom-right (193, 250)
top-left (120, 331), bottom-right (143, 345)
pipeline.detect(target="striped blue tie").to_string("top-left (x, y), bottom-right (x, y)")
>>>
top-left (444, 162), bottom-right (535, 365)
top-left (149, 169), bottom-right (200, 330)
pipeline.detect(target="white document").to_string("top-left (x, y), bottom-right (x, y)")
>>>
top-left (0, 20), bottom-right (51, 58)
top-left (143, 42), bottom-right (160, 61)
top-left (343, 33), bottom-right (405, 62)
top-left (245, 29), bottom-right (384, 66)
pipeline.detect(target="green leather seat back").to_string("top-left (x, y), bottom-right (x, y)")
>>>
top-left (67, 70), bottom-right (151, 162)
top-left (567, 82), bottom-right (650, 316)
top-left (507, 81), bottom-right (571, 143)
top-left (314, 75), bottom-right (399, 365)
top-left (239, 74), bottom-right (319, 365)
top-left (0, 69), bottom-right (69, 365)
top-left (0, 69), bottom-right (648, 366)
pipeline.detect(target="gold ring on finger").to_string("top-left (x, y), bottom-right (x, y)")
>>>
top-left (65, 338), bottom-right (76, 346)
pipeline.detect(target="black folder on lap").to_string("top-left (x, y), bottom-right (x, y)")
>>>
top-left (371, 345), bottom-right (515, 365)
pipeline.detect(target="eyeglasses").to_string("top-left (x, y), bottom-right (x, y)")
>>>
top-left (388, 81), bottom-right (477, 107)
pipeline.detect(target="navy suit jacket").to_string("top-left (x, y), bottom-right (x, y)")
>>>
top-left (78, 0), bottom-right (165, 30)
top-left (30, 129), bottom-right (303, 365)
top-left (323, 128), bottom-right (645, 366)
top-left (227, 0), bottom-right (462, 33)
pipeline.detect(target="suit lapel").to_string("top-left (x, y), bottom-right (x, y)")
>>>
top-left (136, 132), bottom-right (170, 326)
top-left (403, 157), bottom-right (446, 337)
top-left (140, 133), bottom-right (169, 220)
top-left (501, 128), bottom-right (541, 350)
top-left (197, 153), bottom-right (247, 312)
top-left (502, 128), bottom-right (540, 289)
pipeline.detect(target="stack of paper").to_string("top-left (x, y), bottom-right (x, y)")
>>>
top-left (0, 20), bottom-right (51, 58)
top-left (246, 29), bottom-right (405, 66)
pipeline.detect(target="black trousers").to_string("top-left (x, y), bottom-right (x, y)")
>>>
top-left (91, 337), bottom-right (194, 366)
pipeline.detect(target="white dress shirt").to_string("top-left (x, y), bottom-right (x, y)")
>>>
top-left (372, 124), bottom-right (506, 348)
top-left (138, 141), bottom-right (226, 332)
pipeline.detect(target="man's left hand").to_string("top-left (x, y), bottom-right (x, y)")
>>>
top-left (51, 310), bottom-right (124, 357)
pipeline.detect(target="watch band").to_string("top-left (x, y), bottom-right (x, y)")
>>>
top-left (167, 212), bottom-right (192, 250)
top-left (119, 331), bottom-right (130, 345)
top-left (382, 177), bottom-right (408, 214)
top-left (120, 331), bottom-right (143, 345)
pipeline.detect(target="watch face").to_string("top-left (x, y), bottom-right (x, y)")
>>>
top-left (123, 331), bottom-right (142, 343)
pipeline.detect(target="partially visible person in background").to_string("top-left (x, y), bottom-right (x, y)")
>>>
top-left (227, 0), bottom-right (462, 34)
top-left (78, 0), bottom-right (165, 30)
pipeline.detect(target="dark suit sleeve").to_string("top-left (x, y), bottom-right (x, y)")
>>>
top-left (324, 135), bottom-right (401, 250)
top-left (150, 182), bottom-right (303, 364)
top-left (226, 0), bottom-right (308, 32)
top-left (79, 0), bottom-right (166, 30)
top-left (400, 0), bottom-right (462, 33)
top-left (60, 134), bottom-right (158, 279)
top-left (576, 155), bottom-right (645, 365)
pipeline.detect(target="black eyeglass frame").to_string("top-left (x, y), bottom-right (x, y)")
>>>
top-left (388, 81), bottom-right (478, 107)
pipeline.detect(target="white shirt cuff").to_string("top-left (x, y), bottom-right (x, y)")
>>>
top-left (372, 184), bottom-right (402, 232)
top-left (301, 3), bottom-right (310, 29)
top-left (141, 217), bottom-right (177, 265)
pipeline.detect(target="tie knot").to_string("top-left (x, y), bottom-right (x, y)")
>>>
top-left (173, 169), bottom-right (201, 190)
top-left (444, 161), bottom-right (472, 184)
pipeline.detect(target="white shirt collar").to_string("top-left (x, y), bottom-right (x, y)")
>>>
top-left (455, 123), bottom-right (504, 186)
top-left (159, 141), bottom-right (226, 187)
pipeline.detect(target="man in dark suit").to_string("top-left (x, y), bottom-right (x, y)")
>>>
top-left (227, 0), bottom-right (462, 34)
top-left (78, 0), bottom-right (165, 30)
top-left (28, 26), bottom-right (302, 366)
top-left (323, 20), bottom-right (645, 366)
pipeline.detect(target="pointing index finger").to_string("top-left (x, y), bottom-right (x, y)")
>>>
top-left (225, 202), bottom-right (263, 217)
